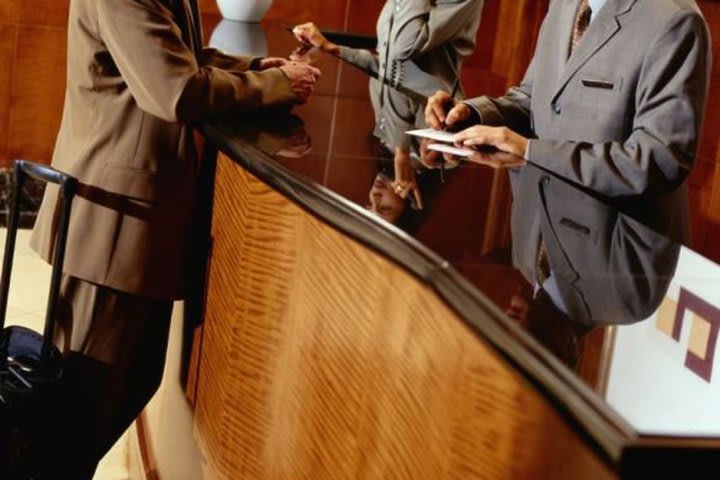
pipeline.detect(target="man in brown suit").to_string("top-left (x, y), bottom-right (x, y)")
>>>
top-left (27, 0), bottom-right (320, 477)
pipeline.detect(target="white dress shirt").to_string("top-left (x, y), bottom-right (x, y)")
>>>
top-left (588, 0), bottom-right (608, 22)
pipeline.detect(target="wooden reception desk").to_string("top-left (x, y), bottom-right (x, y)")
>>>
top-left (138, 23), bottom-right (720, 480)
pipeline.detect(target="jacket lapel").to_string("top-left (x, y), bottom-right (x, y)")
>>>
top-left (551, 0), bottom-right (637, 103)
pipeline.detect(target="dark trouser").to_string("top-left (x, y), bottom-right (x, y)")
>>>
top-left (34, 275), bottom-right (172, 479)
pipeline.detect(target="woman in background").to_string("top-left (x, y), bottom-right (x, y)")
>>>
top-left (294, 0), bottom-right (483, 210)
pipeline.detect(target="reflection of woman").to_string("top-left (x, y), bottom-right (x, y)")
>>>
top-left (293, 0), bottom-right (483, 95)
top-left (367, 142), bottom-right (445, 233)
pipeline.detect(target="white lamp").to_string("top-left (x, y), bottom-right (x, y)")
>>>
top-left (216, 0), bottom-right (273, 22)
top-left (209, 20), bottom-right (268, 57)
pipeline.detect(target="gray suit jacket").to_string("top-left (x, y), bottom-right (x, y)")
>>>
top-left (511, 165), bottom-right (680, 328)
top-left (340, 0), bottom-right (482, 93)
top-left (467, 0), bottom-right (711, 198)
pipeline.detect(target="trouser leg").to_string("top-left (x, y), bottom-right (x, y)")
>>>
top-left (35, 275), bottom-right (172, 480)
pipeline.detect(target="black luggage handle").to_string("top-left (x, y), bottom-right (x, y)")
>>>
top-left (0, 160), bottom-right (78, 367)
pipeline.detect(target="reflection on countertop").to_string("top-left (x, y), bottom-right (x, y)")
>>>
top-left (200, 24), bottom-right (720, 440)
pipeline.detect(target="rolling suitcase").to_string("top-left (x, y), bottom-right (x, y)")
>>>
top-left (0, 160), bottom-right (78, 475)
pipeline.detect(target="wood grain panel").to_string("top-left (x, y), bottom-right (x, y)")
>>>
top-left (7, 25), bottom-right (66, 165)
top-left (193, 152), bottom-right (617, 480)
top-left (346, 0), bottom-right (392, 35)
top-left (0, 25), bottom-right (17, 167)
top-left (18, 0), bottom-right (69, 27)
top-left (0, 0), bottom-right (20, 24)
top-left (198, 0), bottom-right (220, 15)
top-left (264, 0), bottom-right (349, 30)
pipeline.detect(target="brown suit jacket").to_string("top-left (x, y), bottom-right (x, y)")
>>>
top-left (30, 0), bottom-right (296, 300)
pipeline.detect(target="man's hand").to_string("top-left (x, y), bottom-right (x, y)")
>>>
top-left (425, 90), bottom-right (471, 130)
top-left (454, 125), bottom-right (528, 158)
top-left (279, 62), bottom-right (322, 104)
top-left (258, 57), bottom-right (289, 70)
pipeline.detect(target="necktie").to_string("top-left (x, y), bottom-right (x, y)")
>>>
top-left (536, 239), bottom-right (550, 284)
top-left (570, 0), bottom-right (592, 55)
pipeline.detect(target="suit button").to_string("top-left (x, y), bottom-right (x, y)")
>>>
top-left (552, 103), bottom-right (561, 114)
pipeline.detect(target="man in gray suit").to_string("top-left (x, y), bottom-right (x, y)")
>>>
top-left (425, 0), bottom-right (711, 201)
top-left (426, 0), bottom-right (710, 303)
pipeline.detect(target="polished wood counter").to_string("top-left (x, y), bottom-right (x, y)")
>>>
top-left (178, 38), bottom-right (720, 479)
top-left (189, 151), bottom-right (615, 480)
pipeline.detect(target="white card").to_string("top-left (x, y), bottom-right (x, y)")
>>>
top-left (426, 143), bottom-right (474, 158)
top-left (405, 128), bottom-right (457, 144)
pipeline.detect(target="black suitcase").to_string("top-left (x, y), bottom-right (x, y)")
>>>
top-left (0, 160), bottom-right (78, 475)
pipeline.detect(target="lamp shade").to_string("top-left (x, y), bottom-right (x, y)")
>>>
top-left (209, 19), bottom-right (268, 58)
top-left (216, 0), bottom-right (273, 22)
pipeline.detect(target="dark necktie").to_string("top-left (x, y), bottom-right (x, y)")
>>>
top-left (536, 238), bottom-right (550, 284)
top-left (570, 0), bottom-right (592, 55)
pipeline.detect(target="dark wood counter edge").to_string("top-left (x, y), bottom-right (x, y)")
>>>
top-left (199, 121), bottom-right (715, 471)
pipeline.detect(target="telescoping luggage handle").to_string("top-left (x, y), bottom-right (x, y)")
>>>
top-left (0, 160), bottom-right (78, 367)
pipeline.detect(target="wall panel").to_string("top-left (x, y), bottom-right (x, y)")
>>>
top-left (7, 25), bottom-right (66, 165)
top-left (0, 25), bottom-right (17, 170)
top-left (18, 0), bottom-right (69, 27)
top-left (0, 0), bottom-right (19, 24)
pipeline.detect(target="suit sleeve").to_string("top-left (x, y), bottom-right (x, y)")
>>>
top-left (96, 0), bottom-right (295, 123)
top-left (198, 47), bottom-right (254, 71)
top-left (527, 11), bottom-right (711, 196)
top-left (462, 55), bottom-right (536, 138)
top-left (390, 0), bottom-right (482, 62)
top-left (337, 46), bottom-right (380, 73)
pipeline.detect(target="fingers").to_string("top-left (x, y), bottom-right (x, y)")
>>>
top-left (442, 153), bottom-right (461, 169)
top-left (412, 188), bottom-right (423, 210)
top-left (292, 22), bottom-right (327, 49)
top-left (391, 180), bottom-right (413, 199)
top-left (454, 125), bottom-right (503, 147)
top-left (259, 57), bottom-right (289, 70)
top-left (292, 23), bottom-right (315, 45)
top-left (303, 64), bottom-right (322, 80)
top-left (424, 91), bottom-right (451, 129)
top-left (445, 103), bottom-right (470, 127)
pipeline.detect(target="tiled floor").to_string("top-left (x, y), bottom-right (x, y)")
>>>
top-left (1, 228), bottom-right (130, 480)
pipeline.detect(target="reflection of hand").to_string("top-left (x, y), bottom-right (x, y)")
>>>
top-left (425, 90), bottom-right (471, 130)
top-left (454, 125), bottom-right (528, 158)
top-left (258, 57), bottom-right (289, 70)
top-left (289, 45), bottom-right (322, 64)
top-left (276, 132), bottom-right (313, 158)
top-left (391, 148), bottom-right (423, 210)
top-left (418, 138), bottom-right (461, 170)
top-left (279, 62), bottom-right (322, 104)
top-left (292, 23), bottom-right (339, 54)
